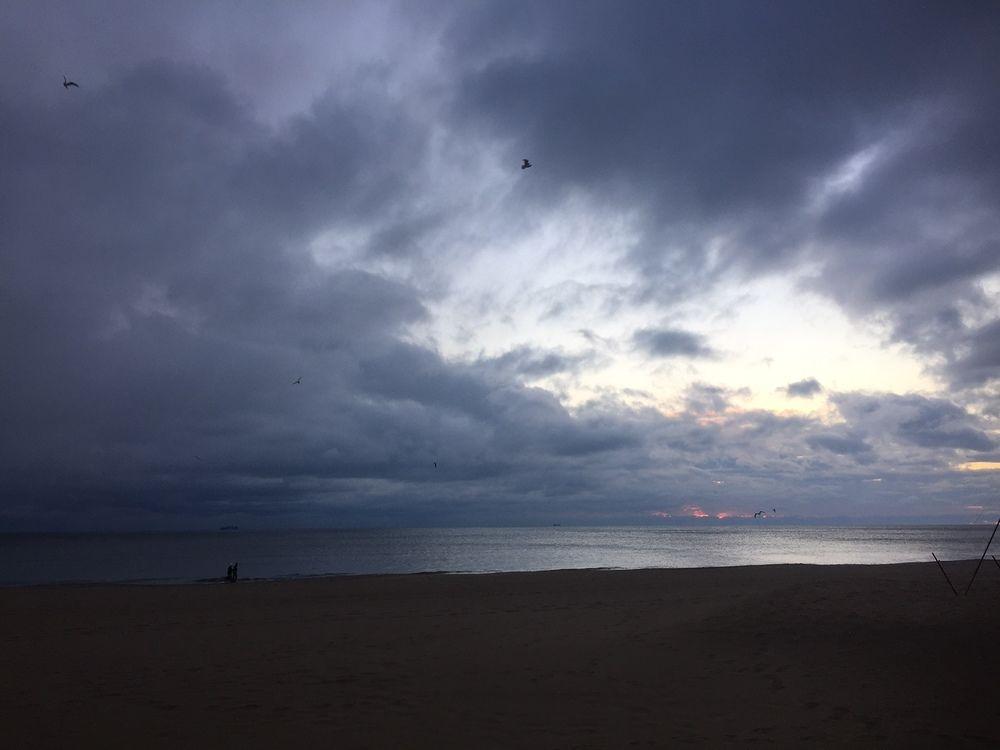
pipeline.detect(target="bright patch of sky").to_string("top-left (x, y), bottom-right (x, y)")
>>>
top-left (418, 242), bottom-right (939, 418)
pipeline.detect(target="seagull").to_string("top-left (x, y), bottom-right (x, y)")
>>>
top-left (521, 158), bottom-right (532, 170)
top-left (62, 75), bottom-right (79, 89)
top-left (433, 461), bottom-right (437, 468)
top-left (754, 510), bottom-right (765, 519)
top-left (292, 377), bottom-right (301, 385)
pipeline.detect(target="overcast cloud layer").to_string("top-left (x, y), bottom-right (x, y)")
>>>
top-left (1, 1), bottom-right (998, 530)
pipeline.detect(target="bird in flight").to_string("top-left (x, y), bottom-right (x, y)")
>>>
top-left (292, 377), bottom-right (302, 385)
top-left (521, 158), bottom-right (532, 170)
top-left (62, 75), bottom-right (79, 89)
top-left (433, 461), bottom-right (437, 468)
top-left (754, 510), bottom-right (766, 519)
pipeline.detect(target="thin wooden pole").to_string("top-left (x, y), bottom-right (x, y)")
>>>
top-left (932, 553), bottom-right (958, 597)
top-left (964, 517), bottom-right (1000, 595)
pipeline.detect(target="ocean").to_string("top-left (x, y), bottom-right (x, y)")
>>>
top-left (0, 525), bottom-right (995, 587)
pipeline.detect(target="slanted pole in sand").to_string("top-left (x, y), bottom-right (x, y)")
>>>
top-left (964, 517), bottom-right (1000, 595)
top-left (932, 553), bottom-right (958, 597)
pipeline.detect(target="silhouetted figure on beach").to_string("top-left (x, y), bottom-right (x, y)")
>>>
top-left (226, 562), bottom-right (239, 582)
top-left (232, 562), bottom-right (238, 582)
top-left (226, 564), bottom-right (233, 581)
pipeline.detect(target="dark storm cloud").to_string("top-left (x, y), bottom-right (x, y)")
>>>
top-left (633, 328), bottom-right (715, 359)
top-left (0, 56), bottom-right (449, 526)
top-left (806, 433), bottom-right (873, 457)
top-left (0, 31), bottom-right (640, 529)
top-left (450, 0), bottom-right (1000, 387)
top-left (898, 416), bottom-right (995, 453)
top-left (947, 319), bottom-right (1000, 388)
top-left (832, 394), bottom-right (995, 453)
top-left (785, 378), bottom-right (823, 398)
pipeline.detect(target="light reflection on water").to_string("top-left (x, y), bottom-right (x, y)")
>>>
top-left (0, 525), bottom-right (994, 586)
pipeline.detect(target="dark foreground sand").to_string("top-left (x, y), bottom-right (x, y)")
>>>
top-left (2, 561), bottom-right (999, 748)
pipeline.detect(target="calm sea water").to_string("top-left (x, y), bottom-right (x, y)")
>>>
top-left (0, 526), bottom-right (995, 586)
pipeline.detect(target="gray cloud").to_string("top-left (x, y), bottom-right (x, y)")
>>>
top-left (481, 346), bottom-right (597, 380)
top-left (806, 433), bottom-right (873, 457)
top-left (683, 383), bottom-right (750, 415)
top-left (785, 378), bottom-right (823, 398)
top-left (947, 319), bottom-right (1000, 388)
top-left (633, 328), bottom-right (715, 359)
top-left (832, 393), bottom-right (995, 454)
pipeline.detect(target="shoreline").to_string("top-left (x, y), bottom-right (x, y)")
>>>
top-left (3, 561), bottom-right (999, 746)
top-left (3, 525), bottom-right (995, 590)
top-left (0, 556), bottom-right (988, 590)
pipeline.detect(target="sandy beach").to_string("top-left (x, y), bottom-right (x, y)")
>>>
top-left (2, 561), bottom-right (998, 748)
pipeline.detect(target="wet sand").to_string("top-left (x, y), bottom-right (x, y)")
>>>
top-left (2, 561), bottom-right (999, 748)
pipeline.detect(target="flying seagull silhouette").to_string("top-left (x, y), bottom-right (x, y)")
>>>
top-left (62, 75), bottom-right (79, 89)
top-left (754, 510), bottom-right (765, 518)
top-left (521, 158), bottom-right (532, 170)
top-left (292, 377), bottom-right (301, 384)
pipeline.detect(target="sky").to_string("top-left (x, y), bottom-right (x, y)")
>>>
top-left (1, 0), bottom-right (998, 531)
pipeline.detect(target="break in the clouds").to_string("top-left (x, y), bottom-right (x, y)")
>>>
top-left (1, 1), bottom-right (998, 530)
